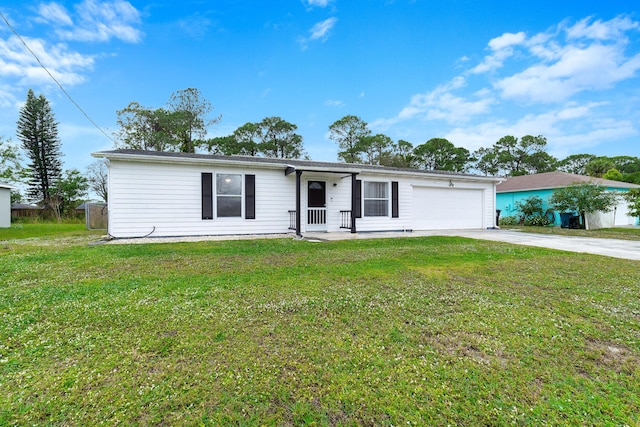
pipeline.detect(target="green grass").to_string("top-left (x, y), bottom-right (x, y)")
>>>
top-left (1, 225), bottom-right (639, 425)
top-left (0, 222), bottom-right (103, 242)
top-left (502, 225), bottom-right (640, 240)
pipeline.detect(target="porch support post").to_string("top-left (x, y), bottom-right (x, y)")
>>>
top-left (296, 170), bottom-right (302, 237)
top-left (350, 172), bottom-right (357, 234)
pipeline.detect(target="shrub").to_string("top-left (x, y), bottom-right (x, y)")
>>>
top-left (523, 214), bottom-right (552, 226)
top-left (499, 215), bottom-right (520, 226)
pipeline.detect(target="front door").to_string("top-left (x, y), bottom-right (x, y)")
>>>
top-left (307, 181), bottom-right (327, 231)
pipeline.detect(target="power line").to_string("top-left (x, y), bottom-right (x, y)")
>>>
top-left (0, 11), bottom-right (115, 143)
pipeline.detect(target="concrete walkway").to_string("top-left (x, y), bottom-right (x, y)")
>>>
top-left (303, 229), bottom-right (640, 261)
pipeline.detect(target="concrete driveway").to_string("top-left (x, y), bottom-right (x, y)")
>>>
top-left (305, 229), bottom-right (640, 261)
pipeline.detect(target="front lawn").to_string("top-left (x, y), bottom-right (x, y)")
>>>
top-left (1, 226), bottom-right (639, 425)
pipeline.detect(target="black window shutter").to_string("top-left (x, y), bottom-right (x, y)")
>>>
top-left (201, 173), bottom-right (213, 220)
top-left (245, 174), bottom-right (255, 219)
top-left (392, 181), bottom-right (399, 218)
top-left (354, 179), bottom-right (362, 218)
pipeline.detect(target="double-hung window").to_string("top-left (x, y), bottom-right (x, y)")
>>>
top-left (363, 181), bottom-right (388, 217)
top-left (216, 174), bottom-right (242, 217)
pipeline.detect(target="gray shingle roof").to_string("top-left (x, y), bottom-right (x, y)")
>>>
top-left (94, 149), bottom-right (499, 180)
top-left (496, 171), bottom-right (640, 193)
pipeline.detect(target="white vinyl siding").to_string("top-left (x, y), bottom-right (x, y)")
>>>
top-left (107, 160), bottom-right (295, 238)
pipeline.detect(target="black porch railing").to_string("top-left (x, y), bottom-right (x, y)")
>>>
top-left (290, 209), bottom-right (353, 231)
top-left (340, 210), bottom-right (352, 229)
top-left (288, 210), bottom-right (296, 230)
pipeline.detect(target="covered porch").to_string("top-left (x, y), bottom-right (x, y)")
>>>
top-left (284, 166), bottom-right (360, 236)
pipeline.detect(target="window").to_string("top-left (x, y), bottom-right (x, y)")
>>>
top-left (363, 181), bottom-right (388, 216)
top-left (216, 174), bottom-right (242, 217)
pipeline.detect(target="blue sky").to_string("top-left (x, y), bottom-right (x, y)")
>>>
top-left (1, 0), bottom-right (640, 173)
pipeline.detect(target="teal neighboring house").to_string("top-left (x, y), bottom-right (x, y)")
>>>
top-left (496, 171), bottom-right (640, 227)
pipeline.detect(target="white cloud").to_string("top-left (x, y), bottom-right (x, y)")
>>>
top-left (325, 99), bottom-right (344, 107)
top-left (0, 35), bottom-right (94, 87)
top-left (304, 0), bottom-right (332, 7)
top-left (0, 86), bottom-right (18, 109)
top-left (298, 17), bottom-right (337, 49)
top-left (494, 43), bottom-right (640, 103)
top-left (371, 76), bottom-right (493, 129)
top-left (552, 119), bottom-right (637, 154)
top-left (441, 103), bottom-right (635, 155)
top-left (177, 14), bottom-right (214, 39)
top-left (471, 32), bottom-right (526, 74)
top-left (43, 0), bottom-right (143, 43)
top-left (309, 17), bottom-right (337, 41)
top-left (565, 16), bottom-right (639, 41)
top-left (488, 31), bottom-right (526, 51)
top-left (36, 2), bottom-right (73, 26)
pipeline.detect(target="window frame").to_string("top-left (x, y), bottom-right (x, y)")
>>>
top-left (215, 173), bottom-right (243, 218)
top-left (362, 181), bottom-right (390, 217)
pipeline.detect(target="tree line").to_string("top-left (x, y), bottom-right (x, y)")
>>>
top-left (3, 87), bottom-right (639, 219)
top-left (114, 91), bottom-right (640, 184)
top-left (1, 90), bottom-right (106, 219)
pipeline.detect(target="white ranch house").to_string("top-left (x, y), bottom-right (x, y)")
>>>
top-left (92, 150), bottom-right (502, 239)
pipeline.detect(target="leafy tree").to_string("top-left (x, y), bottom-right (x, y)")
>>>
top-left (0, 136), bottom-right (24, 183)
top-left (382, 139), bottom-right (416, 168)
top-left (621, 172), bottom-right (640, 185)
top-left (360, 133), bottom-right (394, 165)
top-left (550, 183), bottom-right (619, 228)
top-left (232, 122), bottom-right (262, 156)
top-left (115, 103), bottom-right (177, 151)
top-left (525, 151), bottom-right (558, 174)
top-left (623, 188), bottom-right (640, 218)
top-left (49, 169), bottom-right (89, 220)
top-left (495, 134), bottom-right (548, 176)
top-left (258, 116), bottom-right (304, 159)
top-left (472, 146), bottom-right (500, 176)
top-left (328, 115), bottom-right (370, 163)
top-left (115, 88), bottom-right (219, 153)
top-left (17, 89), bottom-right (63, 210)
top-left (413, 138), bottom-right (470, 172)
top-left (207, 135), bottom-right (241, 155)
top-left (602, 168), bottom-right (623, 182)
top-left (557, 154), bottom-right (596, 175)
top-left (585, 157), bottom-right (615, 177)
top-left (610, 156), bottom-right (640, 174)
top-left (86, 160), bottom-right (108, 203)
top-left (167, 88), bottom-right (220, 153)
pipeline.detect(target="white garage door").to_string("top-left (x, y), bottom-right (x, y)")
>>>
top-left (412, 187), bottom-right (484, 230)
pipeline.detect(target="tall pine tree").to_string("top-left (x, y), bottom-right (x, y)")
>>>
top-left (17, 89), bottom-right (63, 209)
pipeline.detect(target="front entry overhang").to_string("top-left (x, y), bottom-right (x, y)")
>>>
top-left (285, 166), bottom-right (359, 236)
